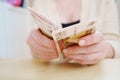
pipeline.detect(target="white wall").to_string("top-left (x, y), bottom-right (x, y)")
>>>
top-left (0, 2), bottom-right (31, 59)
top-left (116, 0), bottom-right (120, 31)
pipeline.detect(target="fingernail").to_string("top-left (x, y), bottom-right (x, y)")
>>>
top-left (63, 49), bottom-right (67, 53)
top-left (79, 40), bottom-right (86, 46)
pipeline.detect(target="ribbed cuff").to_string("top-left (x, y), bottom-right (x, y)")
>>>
top-left (106, 40), bottom-right (120, 58)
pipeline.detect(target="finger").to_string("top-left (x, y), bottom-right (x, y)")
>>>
top-left (27, 34), bottom-right (57, 54)
top-left (30, 46), bottom-right (58, 56)
top-left (30, 29), bottom-right (56, 49)
top-left (66, 52), bottom-right (106, 61)
top-left (76, 59), bottom-right (100, 65)
top-left (67, 56), bottom-right (100, 65)
top-left (63, 42), bottom-right (104, 55)
top-left (79, 32), bottom-right (104, 46)
top-left (33, 53), bottom-right (58, 60)
top-left (30, 48), bottom-right (58, 59)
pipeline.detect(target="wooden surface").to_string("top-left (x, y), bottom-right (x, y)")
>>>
top-left (0, 59), bottom-right (120, 80)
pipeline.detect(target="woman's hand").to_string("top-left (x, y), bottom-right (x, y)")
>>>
top-left (63, 32), bottom-right (114, 65)
top-left (27, 29), bottom-right (58, 60)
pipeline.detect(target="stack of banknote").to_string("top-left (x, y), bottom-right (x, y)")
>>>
top-left (28, 8), bottom-right (97, 62)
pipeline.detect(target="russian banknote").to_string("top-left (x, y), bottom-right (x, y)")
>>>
top-left (29, 8), bottom-right (97, 62)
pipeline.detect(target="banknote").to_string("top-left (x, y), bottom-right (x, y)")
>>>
top-left (52, 21), bottom-right (96, 60)
top-left (28, 8), bottom-right (97, 62)
top-left (28, 8), bottom-right (58, 38)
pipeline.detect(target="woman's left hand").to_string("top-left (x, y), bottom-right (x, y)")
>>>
top-left (63, 32), bottom-right (114, 65)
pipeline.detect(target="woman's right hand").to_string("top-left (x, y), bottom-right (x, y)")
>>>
top-left (26, 29), bottom-right (58, 60)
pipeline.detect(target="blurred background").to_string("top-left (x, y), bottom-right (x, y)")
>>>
top-left (0, 0), bottom-right (31, 59)
top-left (0, 0), bottom-right (120, 59)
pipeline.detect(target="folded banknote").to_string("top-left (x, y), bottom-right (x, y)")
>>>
top-left (29, 8), bottom-right (98, 62)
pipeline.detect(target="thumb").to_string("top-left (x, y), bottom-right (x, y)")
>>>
top-left (79, 32), bottom-right (104, 46)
